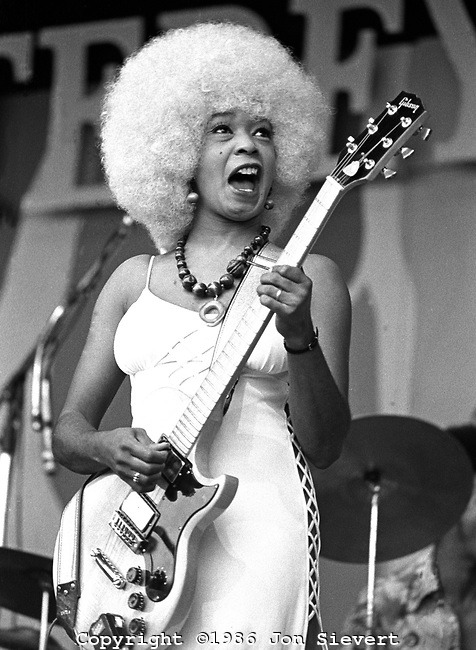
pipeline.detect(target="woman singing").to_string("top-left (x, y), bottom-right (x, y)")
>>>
top-left (53, 22), bottom-right (351, 649)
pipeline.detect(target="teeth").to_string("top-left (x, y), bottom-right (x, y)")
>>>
top-left (236, 167), bottom-right (258, 175)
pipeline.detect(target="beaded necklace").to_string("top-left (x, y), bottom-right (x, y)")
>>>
top-left (175, 225), bottom-right (270, 325)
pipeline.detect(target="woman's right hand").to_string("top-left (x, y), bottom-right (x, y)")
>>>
top-left (99, 427), bottom-right (170, 493)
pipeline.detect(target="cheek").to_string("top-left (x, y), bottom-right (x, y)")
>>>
top-left (265, 161), bottom-right (277, 190)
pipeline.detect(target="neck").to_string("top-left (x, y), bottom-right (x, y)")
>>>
top-left (186, 211), bottom-right (264, 250)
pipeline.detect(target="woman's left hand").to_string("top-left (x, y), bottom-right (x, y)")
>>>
top-left (257, 265), bottom-right (315, 347)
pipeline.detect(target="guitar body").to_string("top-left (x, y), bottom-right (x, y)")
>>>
top-left (53, 463), bottom-right (238, 647)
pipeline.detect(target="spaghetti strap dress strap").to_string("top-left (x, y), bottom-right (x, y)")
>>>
top-left (146, 255), bottom-right (155, 289)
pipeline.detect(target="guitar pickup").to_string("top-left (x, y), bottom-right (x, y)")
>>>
top-left (110, 492), bottom-right (160, 553)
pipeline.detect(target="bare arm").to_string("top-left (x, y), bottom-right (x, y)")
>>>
top-left (53, 256), bottom-right (169, 492)
top-left (257, 254), bottom-right (351, 468)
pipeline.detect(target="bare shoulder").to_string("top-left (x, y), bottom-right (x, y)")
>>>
top-left (99, 253), bottom-right (153, 312)
top-left (304, 254), bottom-right (350, 305)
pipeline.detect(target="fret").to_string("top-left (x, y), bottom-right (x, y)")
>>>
top-left (196, 386), bottom-right (217, 413)
top-left (223, 338), bottom-right (240, 354)
top-left (206, 365), bottom-right (230, 389)
top-left (186, 402), bottom-right (207, 430)
top-left (236, 317), bottom-right (262, 341)
top-left (202, 372), bottom-right (225, 398)
top-left (189, 399), bottom-right (211, 423)
top-left (181, 411), bottom-right (201, 435)
top-left (174, 420), bottom-right (196, 445)
top-left (232, 326), bottom-right (250, 343)
top-left (225, 337), bottom-right (249, 356)
top-left (194, 386), bottom-right (216, 411)
top-left (220, 348), bottom-right (235, 364)
top-left (200, 378), bottom-right (220, 402)
top-left (241, 303), bottom-right (261, 321)
top-left (187, 403), bottom-right (207, 426)
top-left (236, 318), bottom-right (259, 341)
top-left (192, 392), bottom-right (214, 417)
top-left (212, 356), bottom-right (236, 377)
top-left (168, 432), bottom-right (189, 456)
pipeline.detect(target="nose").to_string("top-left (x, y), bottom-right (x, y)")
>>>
top-left (234, 130), bottom-right (257, 155)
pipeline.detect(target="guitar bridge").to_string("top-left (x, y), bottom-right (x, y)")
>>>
top-left (110, 491), bottom-right (160, 553)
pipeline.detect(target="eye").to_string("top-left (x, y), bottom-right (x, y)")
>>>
top-left (254, 125), bottom-right (273, 140)
top-left (211, 123), bottom-right (232, 135)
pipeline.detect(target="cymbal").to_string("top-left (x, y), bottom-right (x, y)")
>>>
top-left (0, 548), bottom-right (55, 621)
top-left (312, 415), bottom-right (474, 563)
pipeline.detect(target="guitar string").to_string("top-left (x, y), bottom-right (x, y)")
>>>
top-left (334, 119), bottom-right (408, 186)
top-left (331, 106), bottom-right (402, 180)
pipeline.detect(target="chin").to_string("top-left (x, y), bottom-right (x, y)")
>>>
top-left (226, 209), bottom-right (263, 223)
top-left (227, 199), bottom-right (265, 220)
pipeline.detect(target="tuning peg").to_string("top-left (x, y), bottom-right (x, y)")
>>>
top-left (381, 167), bottom-right (397, 179)
top-left (416, 126), bottom-right (432, 140)
top-left (386, 102), bottom-right (397, 115)
top-left (400, 147), bottom-right (414, 159)
top-left (346, 136), bottom-right (357, 153)
top-left (366, 117), bottom-right (377, 134)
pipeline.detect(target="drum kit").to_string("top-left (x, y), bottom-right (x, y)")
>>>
top-left (311, 414), bottom-right (474, 638)
top-left (0, 414), bottom-right (473, 649)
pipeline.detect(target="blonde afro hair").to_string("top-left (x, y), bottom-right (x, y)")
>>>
top-left (101, 22), bottom-right (327, 250)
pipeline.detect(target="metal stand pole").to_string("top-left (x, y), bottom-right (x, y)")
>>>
top-left (38, 576), bottom-right (51, 650)
top-left (0, 380), bottom-right (25, 545)
top-left (365, 470), bottom-right (381, 648)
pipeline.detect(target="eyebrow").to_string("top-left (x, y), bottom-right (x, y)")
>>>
top-left (208, 112), bottom-right (232, 122)
top-left (208, 113), bottom-right (271, 126)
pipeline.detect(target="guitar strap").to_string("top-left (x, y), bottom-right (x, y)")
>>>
top-left (55, 471), bottom-right (102, 638)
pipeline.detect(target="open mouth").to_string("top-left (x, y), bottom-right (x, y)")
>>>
top-left (228, 165), bottom-right (261, 193)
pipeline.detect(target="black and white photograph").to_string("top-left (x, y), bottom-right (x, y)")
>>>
top-left (0, 2), bottom-right (475, 649)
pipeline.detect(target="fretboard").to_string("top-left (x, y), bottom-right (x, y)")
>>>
top-left (168, 176), bottom-right (344, 457)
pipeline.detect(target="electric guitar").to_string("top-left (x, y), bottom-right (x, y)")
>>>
top-left (53, 92), bottom-right (430, 647)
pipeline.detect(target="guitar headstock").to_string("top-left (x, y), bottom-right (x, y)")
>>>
top-left (331, 91), bottom-right (430, 190)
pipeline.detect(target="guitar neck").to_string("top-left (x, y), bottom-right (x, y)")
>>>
top-left (166, 176), bottom-right (344, 458)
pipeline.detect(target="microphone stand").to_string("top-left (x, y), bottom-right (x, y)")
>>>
top-left (30, 214), bottom-right (133, 474)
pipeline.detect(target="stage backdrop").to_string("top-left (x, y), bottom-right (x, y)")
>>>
top-left (0, 0), bottom-right (475, 639)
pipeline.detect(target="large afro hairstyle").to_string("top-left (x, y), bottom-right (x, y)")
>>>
top-left (100, 22), bottom-right (328, 250)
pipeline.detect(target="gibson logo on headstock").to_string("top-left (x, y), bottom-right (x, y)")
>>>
top-left (398, 96), bottom-right (420, 113)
